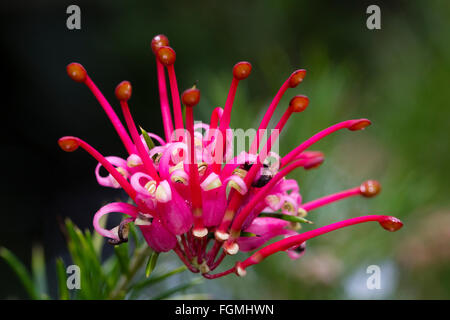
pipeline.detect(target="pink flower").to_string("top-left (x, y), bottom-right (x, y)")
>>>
top-left (59, 34), bottom-right (403, 279)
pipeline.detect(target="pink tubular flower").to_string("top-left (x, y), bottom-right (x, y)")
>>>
top-left (59, 34), bottom-right (403, 279)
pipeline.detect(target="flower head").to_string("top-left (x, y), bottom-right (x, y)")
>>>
top-left (59, 34), bottom-right (403, 279)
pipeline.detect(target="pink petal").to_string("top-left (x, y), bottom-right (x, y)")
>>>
top-left (93, 202), bottom-right (139, 240)
top-left (95, 156), bottom-right (129, 188)
top-left (140, 219), bottom-right (177, 252)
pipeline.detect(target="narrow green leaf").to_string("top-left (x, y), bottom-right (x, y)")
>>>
top-left (114, 244), bottom-right (130, 275)
top-left (129, 265), bottom-right (187, 299)
top-left (92, 214), bottom-right (107, 257)
top-left (0, 247), bottom-right (39, 299)
top-left (259, 212), bottom-right (314, 224)
top-left (31, 245), bottom-right (48, 298)
top-left (128, 223), bottom-right (139, 249)
top-left (145, 251), bottom-right (159, 278)
top-left (153, 277), bottom-right (203, 300)
top-left (140, 127), bottom-right (155, 150)
top-left (55, 258), bottom-right (69, 300)
top-left (240, 231), bottom-right (258, 237)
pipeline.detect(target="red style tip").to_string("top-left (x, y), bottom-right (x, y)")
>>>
top-left (289, 95), bottom-right (309, 113)
top-left (233, 61), bottom-right (252, 80)
top-left (151, 34), bottom-right (169, 54)
top-left (181, 88), bottom-right (200, 107)
top-left (288, 69), bottom-right (307, 88)
top-left (66, 63), bottom-right (87, 83)
top-left (348, 119), bottom-right (371, 131)
top-left (115, 81), bottom-right (132, 101)
top-left (157, 46), bottom-right (176, 66)
top-left (360, 180), bottom-right (381, 197)
top-left (379, 216), bottom-right (403, 232)
top-left (58, 137), bottom-right (79, 152)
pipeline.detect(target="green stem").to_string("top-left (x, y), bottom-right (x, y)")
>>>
top-left (109, 245), bottom-right (153, 299)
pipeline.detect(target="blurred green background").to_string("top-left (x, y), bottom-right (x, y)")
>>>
top-left (1, 0), bottom-right (449, 299)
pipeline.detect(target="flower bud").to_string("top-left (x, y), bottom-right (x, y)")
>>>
top-left (379, 216), bottom-right (403, 232)
top-left (157, 46), bottom-right (176, 66)
top-left (288, 69), bottom-right (306, 88)
top-left (348, 119), bottom-right (371, 131)
top-left (66, 63), bottom-right (87, 83)
top-left (289, 95), bottom-right (309, 113)
top-left (151, 34), bottom-right (169, 54)
top-left (360, 180), bottom-right (381, 197)
top-left (58, 137), bottom-right (79, 152)
top-left (181, 88), bottom-right (200, 107)
top-left (115, 81), bottom-right (132, 101)
top-left (233, 61), bottom-right (252, 80)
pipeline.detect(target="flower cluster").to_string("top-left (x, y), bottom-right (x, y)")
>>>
top-left (59, 34), bottom-right (403, 279)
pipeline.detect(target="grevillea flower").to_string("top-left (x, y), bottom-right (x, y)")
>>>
top-left (59, 34), bottom-right (403, 279)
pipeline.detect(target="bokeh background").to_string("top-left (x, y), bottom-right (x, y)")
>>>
top-left (1, 0), bottom-right (449, 299)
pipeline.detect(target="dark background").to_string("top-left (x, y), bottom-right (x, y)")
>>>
top-left (1, 0), bottom-right (450, 299)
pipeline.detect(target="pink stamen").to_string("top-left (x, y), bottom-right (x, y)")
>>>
top-left (202, 267), bottom-right (235, 279)
top-left (228, 157), bottom-right (324, 241)
top-left (174, 244), bottom-right (199, 273)
top-left (216, 96), bottom-right (310, 235)
top-left (186, 105), bottom-right (206, 236)
top-left (212, 62), bottom-right (252, 173)
top-left (58, 136), bottom-right (136, 199)
top-left (280, 119), bottom-right (371, 167)
top-left (300, 187), bottom-right (361, 212)
top-left (120, 99), bottom-right (160, 181)
top-left (238, 215), bottom-right (403, 271)
top-left (82, 75), bottom-right (136, 155)
top-left (249, 69), bottom-right (306, 154)
top-left (167, 65), bottom-right (184, 132)
top-left (182, 88), bottom-right (207, 237)
top-left (156, 59), bottom-right (174, 141)
top-left (206, 107), bottom-right (223, 145)
top-left (209, 251), bottom-right (226, 271)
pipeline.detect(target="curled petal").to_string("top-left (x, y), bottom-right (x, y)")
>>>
top-left (170, 169), bottom-right (189, 185)
top-left (130, 172), bottom-right (156, 196)
top-left (155, 180), bottom-right (172, 203)
top-left (200, 172), bottom-right (222, 191)
top-left (95, 156), bottom-right (129, 188)
top-left (127, 154), bottom-right (143, 168)
top-left (93, 202), bottom-right (139, 240)
top-left (226, 175), bottom-right (248, 195)
top-left (159, 142), bottom-right (187, 179)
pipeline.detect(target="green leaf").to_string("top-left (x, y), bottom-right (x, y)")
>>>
top-left (259, 212), bottom-right (314, 224)
top-left (55, 258), bottom-right (69, 300)
top-left (31, 245), bottom-right (48, 298)
top-left (114, 244), bottom-right (130, 276)
top-left (129, 265), bottom-right (187, 299)
top-left (153, 277), bottom-right (203, 300)
top-left (240, 231), bottom-right (258, 237)
top-left (92, 214), bottom-right (107, 257)
top-left (140, 127), bottom-right (155, 150)
top-left (0, 247), bottom-right (39, 299)
top-left (145, 251), bottom-right (159, 278)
